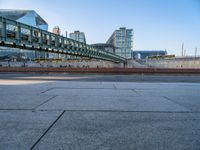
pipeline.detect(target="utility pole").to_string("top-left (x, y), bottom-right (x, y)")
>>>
top-left (195, 47), bottom-right (197, 58)
top-left (181, 43), bottom-right (184, 57)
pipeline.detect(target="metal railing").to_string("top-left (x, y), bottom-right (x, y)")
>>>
top-left (0, 17), bottom-right (126, 63)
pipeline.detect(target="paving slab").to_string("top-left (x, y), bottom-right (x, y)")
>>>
top-left (165, 95), bottom-right (200, 112)
top-left (0, 94), bottom-right (55, 109)
top-left (0, 85), bottom-right (50, 95)
top-left (33, 111), bottom-right (200, 150)
top-left (37, 95), bottom-right (141, 111)
top-left (37, 95), bottom-right (189, 112)
top-left (135, 86), bottom-right (200, 97)
top-left (46, 81), bottom-right (115, 89)
top-left (43, 88), bottom-right (138, 96)
top-left (37, 95), bottom-right (191, 112)
top-left (0, 110), bottom-right (62, 150)
top-left (113, 82), bottom-right (170, 90)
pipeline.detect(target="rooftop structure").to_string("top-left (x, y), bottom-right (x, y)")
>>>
top-left (107, 27), bottom-right (133, 59)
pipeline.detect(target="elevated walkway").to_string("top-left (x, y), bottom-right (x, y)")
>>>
top-left (0, 17), bottom-right (126, 63)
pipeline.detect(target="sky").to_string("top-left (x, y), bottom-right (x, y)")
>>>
top-left (0, 0), bottom-right (200, 56)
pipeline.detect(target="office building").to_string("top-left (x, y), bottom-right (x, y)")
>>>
top-left (107, 27), bottom-right (133, 59)
top-left (69, 31), bottom-right (86, 43)
top-left (53, 26), bottom-right (61, 35)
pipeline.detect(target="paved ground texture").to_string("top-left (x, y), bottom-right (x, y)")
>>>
top-left (0, 74), bottom-right (200, 150)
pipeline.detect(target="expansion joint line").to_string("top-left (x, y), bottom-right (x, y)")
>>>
top-left (33, 95), bottom-right (57, 110)
top-left (113, 84), bottom-right (117, 89)
top-left (163, 96), bottom-right (190, 111)
top-left (30, 110), bottom-right (65, 150)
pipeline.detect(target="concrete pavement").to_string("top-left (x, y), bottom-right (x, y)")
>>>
top-left (0, 74), bottom-right (200, 150)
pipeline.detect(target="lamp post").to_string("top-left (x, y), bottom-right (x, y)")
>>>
top-left (195, 47), bottom-right (197, 58)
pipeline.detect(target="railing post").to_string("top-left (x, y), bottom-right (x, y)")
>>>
top-left (29, 27), bottom-right (32, 44)
top-left (48, 34), bottom-right (51, 46)
top-left (55, 36), bottom-right (58, 47)
top-left (39, 30), bottom-right (42, 45)
top-left (2, 18), bottom-right (7, 41)
top-left (16, 23), bottom-right (21, 43)
top-left (61, 38), bottom-right (64, 49)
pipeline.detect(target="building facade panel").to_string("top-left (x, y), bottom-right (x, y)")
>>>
top-left (69, 31), bottom-right (86, 43)
top-left (107, 27), bottom-right (133, 59)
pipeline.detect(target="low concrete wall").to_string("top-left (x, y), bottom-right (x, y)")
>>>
top-left (125, 58), bottom-right (200, 69)
top-left (145, 58), bottom-right (200, 69)
top-left (126, 60), bottom-right (148, 68)
top-left (1, 58), bottom-right (199, 69)
top-left (0, 60), bottom-right (124, 68)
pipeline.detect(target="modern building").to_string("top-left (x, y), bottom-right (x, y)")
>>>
top-left (52, 26), bottom-right (61, 35)
top-left (0, 9), bottom-right (49, 61)
top-left (91, 43), bottom-right (115, 53)
top-left (69, 31), bottom-right (86, 43)
top-left (132, 50), bottom-right (167, 59)
top-left (107, 27), bottom-right (133, 59)
top-left (0, 9), bottom-right (48, 30)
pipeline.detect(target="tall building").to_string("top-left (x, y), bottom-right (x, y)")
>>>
top-left (0, 9), bottom-right (48, 60)
top-left (69, 31), bottom-right (86, 43)
top-left (52, 26), bottom-right (61, 35)
top-left (107, 27), bottom-right (133, 59)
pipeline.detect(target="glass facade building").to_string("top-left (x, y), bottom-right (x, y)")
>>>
top-left (69, 31), bottom-right (86, 43)
top-left (107, 27), bottom-right (133, 59)
top-left (0, 9), bottom-right (49, 61)
top-left (0, 9), bottom-right (48, 30)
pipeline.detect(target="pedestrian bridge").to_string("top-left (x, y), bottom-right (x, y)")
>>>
top-left (0, 17), bottom-right (126, 63)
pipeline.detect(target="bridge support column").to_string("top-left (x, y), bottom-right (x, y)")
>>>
top-left (123, 61), bottom-right (127, 68)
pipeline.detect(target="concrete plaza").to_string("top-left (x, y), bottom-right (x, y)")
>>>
top-left (0, 74), bottom-right (200, 150)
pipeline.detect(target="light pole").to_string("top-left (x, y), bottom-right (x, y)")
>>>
top-left (195, 47), bottom-right (197, 58)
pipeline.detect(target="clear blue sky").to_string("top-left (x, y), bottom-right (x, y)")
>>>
top-left (0, 0), bottom-right (200, 56)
